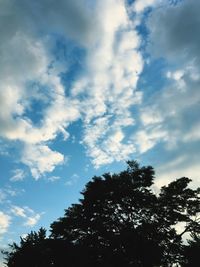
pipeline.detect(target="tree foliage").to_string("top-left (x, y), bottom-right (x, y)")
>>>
top-left (3, 161), bottom-right (200, 267)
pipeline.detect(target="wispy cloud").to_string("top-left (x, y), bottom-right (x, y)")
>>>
top-left (0, 211), bottom-right (11, 235)
top-left (11, 205), bottom-right (42, 227)
top-left (47, 176), bottom-right (61, 183)
top-left (10, 169), bottom-right (26, 182)
top-left (0, 186), bottom-right (23, 204)
top-left (24, 214), bottom-right (41, 227)
top-left (65, 174), bottom-right (79, 186)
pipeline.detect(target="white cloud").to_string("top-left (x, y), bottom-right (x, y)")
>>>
top-left (133, 127), bottom-right (168, 153)
top-left (3, 0), bottom-right (198, 173)
top-left (11, 205), bottom-right (42, 227)
top-left (47, 176), bottom-right (61, 182)
top-left (0, 186), bottom-right (22, 204)
top-left (155, 155), bottom-right (200, 189)
top-left (10, 169), bottom-right (25, 182)
top-left (138, 67), bottom-right (200, 150)
top-left (24, 214), bottom-right (41, 227)
top-left (22, 144), bottom-right (64, 179)
top-left (0, 0), bottom-right (148, 172)
top-left (82, 115), bottom-right (136, 168)
top-left (0, 0), bottom-right (87, 177)
top-left (11, 206), bottom-right (27, 218)
top-left (71, 0), bottom-right (144, 167)
top-left (140, 109), bottom-right (163, 126)
top-left (0, 211), bottom-right (11, 235)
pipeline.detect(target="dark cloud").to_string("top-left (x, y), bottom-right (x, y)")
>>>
top-left (148, 0), bottom-right (200, 64)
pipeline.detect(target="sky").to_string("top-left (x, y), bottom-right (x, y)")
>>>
top-left (0, 0), bottom-right (200, 263)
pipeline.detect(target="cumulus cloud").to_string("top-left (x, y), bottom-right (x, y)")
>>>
top-left (22, 144), bottom-right (64, 179)
top-left (133, 127), bottom-right (168, 153)
top-left (0, 211), bottom-right (11, 235)
top-left (2, 0), bottom-right (198, 174)
top-left (83, 117), bottom-right (136, 167)
top-left (0, 0), bottom-right (147, 172)
top-left (0, 0), bottom-right (89, 178)
top-left (71, 0), bottom-right (144, 166)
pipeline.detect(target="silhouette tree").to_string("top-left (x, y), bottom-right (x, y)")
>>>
top-left (3, 228), bottom-right (84, 267)
top-left (3, 161), bottom-right (200, 267)
top-left (51, 161), bottom-right (200, 266)
top-left (182, 233), bottom-right (200, 267)
top-left (3, 228), bottom-right (51, 267)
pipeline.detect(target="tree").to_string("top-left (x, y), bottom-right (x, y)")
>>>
top-left (3, 228), bottom-right (50, 267)
top-left (3, 161), bottom-right (200, 267)
top-left (3, 228), bottom-right (82, 267)
top-left (50, 161), bottom-right (200, 266)
top-left (182, 233), bottom-right (200, 267)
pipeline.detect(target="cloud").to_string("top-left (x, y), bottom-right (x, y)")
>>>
top-left (24, 214), bottom-right (41, 227)
top-left (133, 0), bottom-right (200, 155)
top-left (47, 176), bottom-right (61, 182)
top-left (11, 206), bottom-right (27, 218)
top-left (22, 144), bottom-right (65, 179)
top-left (148, 0), bottom-right (200, 64)
top-left (0, 191), bottom-right (7, 204)
top-left (71, 0), bottom-right (144, 167)
top-left (83, 119), bottom-right (136, 167)
top-left (0, 0), bottom-right (88, 177)
top-left (0, 0), bottom-right (146, 172)
top-left (11, 205), bottom-right (42, 227)
top-left (0, 186), bottom-right (23, 204)
top-left (2, 0), bottom-right (198, 174)
top-left (0, 211), bottom-right (11, 235)
top-left (132, 0), bottom-right (159, 13)
top-left (138, 68), bottom-right (200, 150)
top-left (133, 127), bottom-right (168, 153)
top-left (155, 154), bottom-right (200, 189)
top-left (10, 169), bottom-right (26, 182)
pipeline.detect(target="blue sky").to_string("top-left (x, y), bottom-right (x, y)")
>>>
top-left (0, 0), bottom-right (200, 262)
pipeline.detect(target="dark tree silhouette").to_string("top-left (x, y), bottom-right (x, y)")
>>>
top-left (182, 233), bottom-right (200, 267)
top-left (3, 228), bottom-right (51, 267)
top-left (3, 161), bottom-right (200, 267)
top-left (3, 228), bottom-right (83, 267)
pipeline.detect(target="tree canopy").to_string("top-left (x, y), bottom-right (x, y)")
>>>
top-left (3, 161), bottom-right (200, 267)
